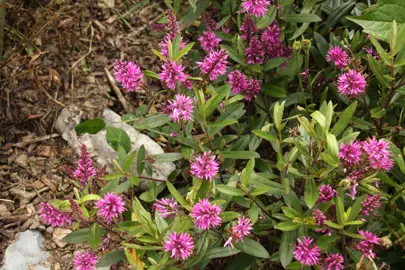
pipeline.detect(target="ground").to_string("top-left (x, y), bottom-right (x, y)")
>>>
top-left (0, 1), bottom-right (167, 268)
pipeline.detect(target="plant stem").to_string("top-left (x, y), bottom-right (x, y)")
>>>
top-left (341, 232), bottom-right (349, 268)
top-left (0, 0), bottom-right (6, 62)
top-left (248, 195), bottom-right (277, 222)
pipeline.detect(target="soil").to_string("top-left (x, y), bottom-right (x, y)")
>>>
top-left (0, 1), bottom-right (167, 269)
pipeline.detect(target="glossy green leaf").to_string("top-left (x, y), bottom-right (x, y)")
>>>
top-left (235, 238), bottom-right (270, 258)
top-left (216, 184), bottom-right (246, 196)
top-left (106, 126), bottom-right (131, 153)
top-left (280, 230), bottom-right (297, 268)
top-left (281, 13), bottom-right (322, 23)
top-left (204, 247), bottom-right (241, 259)
top-left (88, 223), bottom-right (101, 250)
top-left (275, 221), bottom-right (302, 231)
top-left (304, 178), bottom-right (319, 209)
top-left (219, 151), bottom-right (260, 159)
top-left (75, 119), bottom-right (106, 135)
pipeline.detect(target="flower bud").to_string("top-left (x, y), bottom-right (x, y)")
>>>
top-left (293, 40), bottom-right (302, 53)
top-left (339, 178), bottom-right (351, 189)
top-left (301, 38), bottom-right (311, 52)
top-left (380, 236), bottom-right (392, 249)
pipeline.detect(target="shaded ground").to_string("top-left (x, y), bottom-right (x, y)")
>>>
top-left (0, 0), bottom-right (166, 268)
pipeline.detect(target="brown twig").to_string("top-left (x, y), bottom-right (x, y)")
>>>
top-left (0, 0), bottom-right (6, 62)
top-left (12, 133), bottom-right (59, 148)
top-left (104, 67), bottom-right (132, 113)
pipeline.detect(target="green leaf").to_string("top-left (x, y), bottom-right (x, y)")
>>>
top-left (134, 114), bottom-right (170, 129)
top-left (280, 230), bottom-right (297, 268)
top-left (326, 133), bottom-right (339, 164)
top-left (347, 0), bottom-right (405, 42)
top-left (336, 197), bottom-right (346, 225)
top-left (167, 182), bottom-right (189, 209)
top-left (129, 175), bottom-right (140, 186)
top-left (369, 35), bottom-right (391, 65)
top-left (216, 184), bottom-right (246, 196)
top-left (331, 101), bottom-right (357, 135)
top-left (256, 6), bottom-right (277, 28)
top-left (275, 222), bottom-right (302, 231)
top-left (88, 223), bottom-right (101, 250)
top-left (106, 126), bottom-right (131, 153)
top-left (153, 153), bottom-right (183, 162)
top-left (137, 145), bottom-right (146, 175)
top-left (204, 84), bottom-right (231, 117)
top-left (281, 13), bottom-right (322, 23)
top-left (143, 70), bottom-right (159, 79)
top-left (151, 49), bottom-right (167, 61)
top-left (220, 45), bottom-right (246, 66)
top-left (240, 158), bottom-right (255, 186)
top-left (347, 195), bottom-right (366, 222)
top-left (219, 151), bottom-right (260, 159)
top-left (179, 0), bottom-right (210, 29)
top-left (63, 229), bottom-right (91, 244)
top-left (311, 111), bottom-right (326, 130)
top-left (97, 249), bottom-right (126, 267)
top-left (281, 206), bottom-right (303, 219)
top-left (75, 119), bottom-right (106, 135)
top-left (325, 220), bottom-right (344, 229)
top-left (252, 130), bottom-right (277, 142)
top-left (207, 119), bottom-right (238, 128)
top-left (370, 107), bottom-right (387, 118)
top-left (235, 238), bottom-right (270, 259)
top-left (80, 194), bottom-right (101, 203)
top-left (325, 0), bottom-right (356, 28)
top-left (263, 57), bottom-right (286, 70)
top-left (262, 85), bottom-right (287, 98)
top-left (175, 42), bottom-right (195, 60)
top-left (304, 178), bottom-right (319, 209)
top-left (313, 32), bottom-right (329, 57)
top-left (368, 55), bottom-right (390, 88)
top-left (204, 247), bottom-right (241, 259)
top-left (123, 150), bottom-right (137, 172)
top-left (274, 101), bottom-right (285, 132)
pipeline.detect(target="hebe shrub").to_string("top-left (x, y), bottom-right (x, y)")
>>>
top-left (41, 0), bottom-right (405, 269)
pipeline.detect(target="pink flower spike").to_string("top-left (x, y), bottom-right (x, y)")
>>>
top-left (245, 36), bottom-right (265, 64)
top-left (346, 180), bottom-right (359, 200)
top-left (113, 60), bottom-right (143, 92)
top-left (318, 184), bottom-right (336, 203)
top-left (72, 144), bottom-right (97, 186)
top-left (339, 141), bottom-right (362, 167)
top-left (326, 46), bottom-right (348, 69)
top-left (322, 253), bottom-right (345, 270)
top-left (362, 137), bottom-right (394, 171)
top-left (154, 198), bottom-right (179, 218)
top-left (199, 31), bottom-right (221, 52)
top-left (197, 49), bottom-right (228, 81)
top-left (73, 252), bottom-right (98, 270)
top-left (242, 0), bottom-right (270, 17)
top-left (356, 230), bottom-right (380, 259)
top-left (293, 237), bottom-right (321, 266)
top-left (39, 202), bottom-right (73, 227)
top-left (337, 70), bottom-right (367, 97)
top-left (240, 16), bottom-right (256, 40)
top-left (244, 78), bottom-right (261, 101)
top-left (190, 152), bottom-right (220, 180)
top-left (167, 94), bottom-right (194, 123)
top-left (228, 70), bottom-right (248, 94)
top-left (224, 216), bottom-right (253, 247)
top-left (95, 193), bottom-right (125, 223)
top-left (191, 198), bottom-right (222, 230)
top-left (361, 194), bottom-right (381, 217)
top-left (164, 232), bottom-right (194, 260)
top-left (159, 61), bottom-right (188, 90)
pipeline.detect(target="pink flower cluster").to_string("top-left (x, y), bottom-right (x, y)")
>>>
top-left (360, 194), bottom-right (381, 217)
top-left (39, 202), bottom-right (73, 227)
top-left (313, 209), bottom-right (331, 236)
top-left (228, 70), bottom-right (261, 101)
top-left (318, 184), bottom-right (336, 203)
top-left (197, 49), bottom-right (228, 81)
top-left (159, 61), bottom-right (191, 90)
top-left (337, 70), bottom-right (367, 97)
top-left (191, 198), bottom-right (222, 230)
top-left (164, 232), bottom-right (194, 260)
top-left (154, 198), bottom-right (179, 218)
top-left (322, 253), bottom-right (345, 270)
top-left (95, 193), bottom-right (125, 223)
top-left (356, 230), bottom-right (380, 259)
top-left (73, 252), bottom-right (98, 270)
top-left (240, 16), bottom-right (256, 40)
top-left (339, 138), bottom-right (394, 172)
top-left (159, 10), bottom-right (187, 58)
top-left (293, 237), bottom-right (320, 266)
top-left (190, 152), bottom-right (220, 180)
top-left (242, 0), bottom-right (270, 17)
top-left (199, 31), bottom-right (221, 52)
top-left (224, 216), bottom-right (253, 247)
top-left (167, 94), bottom-right (194, 123)
top-left (70, 144), bottom-right (97, 186)
top-left (326, 46), bottom-right (348, 69)
top-left (113, 60), bottom-right (143, 92)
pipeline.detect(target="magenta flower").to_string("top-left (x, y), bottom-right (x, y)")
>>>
top-left (228, 70), bottom-right (248, 94)
top-left (39, 202), bottom-right (73, 227)
top-left (73, 252), bottom-right (98, 270)
top-left (240, 16), bottom-right (256, 40)
top-left (261, 23), bottom-right (286, 59)
top-left (95, 193), bottom-right (125, 223)
top-left (356, 230), bottom-right (380, 259)
top-left (242, 0), bottom-right (270, 17)
top-left (197, 49), bottom-right (228, 81)
top-left (71, 144), bottom-right (97, 186)
top-left (158, 10), bottom-right (188, 58)
top-left (190, 152), bottom-right (220, 180)
top-left (318, 184), bottom-right (336, 203)
top-left (322, 253), bottom-right (345, 270)
top-left (163, 232), bottom-right (194, 260)
top-left (313, 209), bottom-right (331, 236)
top-left (191, 198), bottom-right (222, 230)
top-left (159, 61), bottom-right (189, 89)
top-left (245, 78), bottom-right (261, 101)
top-left (199, 31), bottom-right (221, 52)
top-left (362, 137), bottom-right (394, 171)
top-left (293, 237), bottom-right (321, 266)
top-left (224, 216), bottom-right (253, 247)
top-left (113, 60), bottom-right (143, 92)
top-left (360, 194), bottom-right (381, 217)
top-left (202, 13), bottom-right (217, 32)
top-left (167, 94), bottom-right (194, 123)
top-left (337, 70), bottom-right (367, 97)
top-left (245, 36), bottom-right (265, 64)
top-left (154, 198), bottom-right (179, 218)
top-left (346, 179), bottom-right (359, 200)
top-left (339, 141), bottom-right (362, 167)
top-left (326, 46), bottom-right (349, 69)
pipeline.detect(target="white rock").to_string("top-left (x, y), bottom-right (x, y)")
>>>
top-left (52, 228), bottom-right (72, 248)
top-left (1, 230), bottom-right (50, 270)
top-left (55, 108), bottom-right (175, 190)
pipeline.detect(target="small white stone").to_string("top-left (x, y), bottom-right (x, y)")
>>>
top-left (52, 228), bottom-right (72, 248)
